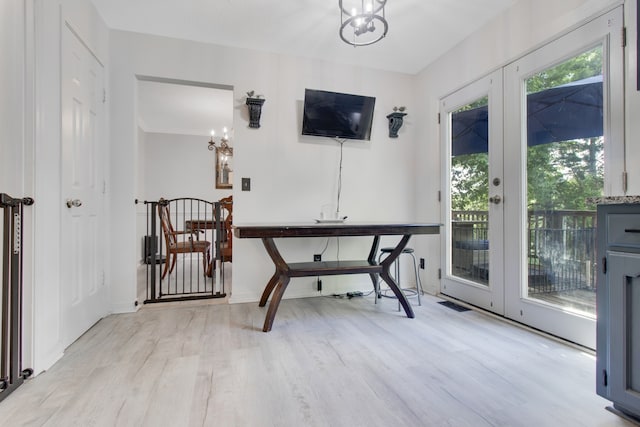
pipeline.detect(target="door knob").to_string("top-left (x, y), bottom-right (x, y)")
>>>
top-left (66, 199), bottom-right (82, 208)
top-left (489, 195), bottom-right (502, 205)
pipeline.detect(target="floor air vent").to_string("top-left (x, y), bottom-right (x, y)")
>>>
top-left (437, 300), bottom-right (471, 312)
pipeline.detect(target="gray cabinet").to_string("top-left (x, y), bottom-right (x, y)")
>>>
top-left (597, 204), bottom-right (640, 419)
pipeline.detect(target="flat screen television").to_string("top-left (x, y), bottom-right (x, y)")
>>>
top-left (301, 89), bottom-right (376, 140)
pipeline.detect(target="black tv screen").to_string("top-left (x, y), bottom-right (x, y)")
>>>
top-left (302, 89), bottom-right (376, 140)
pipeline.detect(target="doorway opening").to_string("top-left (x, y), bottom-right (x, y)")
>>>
top-left (135, 76), bottom-right (234, 304)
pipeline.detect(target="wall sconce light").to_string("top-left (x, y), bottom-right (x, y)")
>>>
top-left (246, 90), bottom-right (265, 128)
top-left (208, 127), bottom-right (232, 154)
top-left (387, 106), bottom-right (407, 138)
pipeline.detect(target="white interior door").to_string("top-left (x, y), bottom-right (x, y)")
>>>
top-left (60, 23), bottom-right (107, 348)
top-left (440, 69), bottom-right (505, 314)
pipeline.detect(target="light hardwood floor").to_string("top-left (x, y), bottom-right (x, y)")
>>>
top-left (0, 294), bottom-right (634, 427)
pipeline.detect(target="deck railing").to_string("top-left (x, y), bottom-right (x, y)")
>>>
top-left (452, 209), bottom-right (597, 293)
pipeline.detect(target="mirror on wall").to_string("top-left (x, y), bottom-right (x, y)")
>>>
top-left (216, 146), bottom-right (233, 189)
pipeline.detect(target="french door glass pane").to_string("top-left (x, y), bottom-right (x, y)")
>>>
top-left (525, 46), bottom-right (602, 318)
top-left (451, 96), bottom-right (489, 286)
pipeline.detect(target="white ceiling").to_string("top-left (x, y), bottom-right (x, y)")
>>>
top-left (104, 0), bottom-right (518, 136)
top-left (91, 0), bottom-right (517, 75)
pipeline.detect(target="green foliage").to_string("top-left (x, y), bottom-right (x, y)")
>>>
top-left (527, 137), bottom-right (603, 211)
top-left (451, 153), bottom-right (488, 210)
top-left (455, 96), bottom-right (488, 113)
top-left (526, 47), bottom-right (602, 93)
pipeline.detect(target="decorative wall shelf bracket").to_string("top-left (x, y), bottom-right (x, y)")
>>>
top-left (387, 111), bottom-right (407, 138)
top-left (246, 97), bottom-right (266, 128)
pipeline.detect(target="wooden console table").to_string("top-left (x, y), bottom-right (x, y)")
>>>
top-left (234, 222), bottom-right (440, 332)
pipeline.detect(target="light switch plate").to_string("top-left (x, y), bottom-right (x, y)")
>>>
top-left (241, 177), bottom-right (251, 191)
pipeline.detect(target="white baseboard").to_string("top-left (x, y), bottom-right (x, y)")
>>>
top-left (111, 300), bottom-right (139, 314)
top-left (34, 347), bottom-right (64, 376)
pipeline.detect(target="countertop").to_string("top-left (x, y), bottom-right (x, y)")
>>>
top-left (588, 196), bottom-right (640, 204)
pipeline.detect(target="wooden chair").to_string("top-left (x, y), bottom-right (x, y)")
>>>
top-left (218, 195), bottom-right (233, 263)
top-left (158, 200), bottom-right (211, 279)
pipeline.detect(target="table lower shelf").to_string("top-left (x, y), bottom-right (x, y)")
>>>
top-left (286, 260), bottom-right (381, 277)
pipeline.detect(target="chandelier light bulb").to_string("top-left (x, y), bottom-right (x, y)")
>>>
top-left (207, 128), bottom-right (232, 152)
top-left (339, 0), bottom-right (388, 47)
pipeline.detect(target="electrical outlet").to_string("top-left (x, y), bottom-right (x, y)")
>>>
top-left (314, 254), bottom-right (322, 262)
top-left (419, 258), bottom-right (425, 269)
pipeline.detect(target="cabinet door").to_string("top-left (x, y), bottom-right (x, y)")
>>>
top-left (609, 251), bottom-right (640, 413)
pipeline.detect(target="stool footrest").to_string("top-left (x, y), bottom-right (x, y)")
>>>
top-left (380, 247), bottom-right (415, 254)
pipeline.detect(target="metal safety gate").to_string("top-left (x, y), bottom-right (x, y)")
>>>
top-left (0, 193), bottom-right (34, 402)
top-left (143, 197), bottom-right (229, 303)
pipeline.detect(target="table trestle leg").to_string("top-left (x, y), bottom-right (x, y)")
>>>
top-left (378, 234), bottom-right (415, 319)
top-left (259, 272), bottom-right (280, 307)
top-left (260, 237), bottom-right (294, 331)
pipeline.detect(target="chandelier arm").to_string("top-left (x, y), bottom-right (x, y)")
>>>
top-left (339, 15), bottom-right (388, 46)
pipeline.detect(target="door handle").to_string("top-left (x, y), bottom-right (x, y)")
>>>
top-left (489, 195), bottom-right (502, 205)
top-left (66, 199), bottom-right (82, 208)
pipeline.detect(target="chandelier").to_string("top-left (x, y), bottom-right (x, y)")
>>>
top-left (339, 0), bottom-right (388, 47)
top-left (207, 127), bottom-right (233, 155)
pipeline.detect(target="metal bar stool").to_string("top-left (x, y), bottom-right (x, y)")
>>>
top-left (375, 247), bottom-right (423, 307)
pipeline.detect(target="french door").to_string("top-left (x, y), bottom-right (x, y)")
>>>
top-left (440, 70), bottom-right (505, 315)
top-left (441, 7), bottom-right (623, 348)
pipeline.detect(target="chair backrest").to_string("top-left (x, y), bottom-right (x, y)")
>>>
top-left (158, 201), bottom-right (176, 249)
top-left (219, 195), bottom-right (233, 249)
top-left (219, 195), bottom-right (232, 219)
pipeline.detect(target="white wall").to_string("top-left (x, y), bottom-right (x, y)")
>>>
top-left (109, 31), bottom-right (419, 306)
top-left (1, 0), bottom-right (36, 371)
top-left (0, 0), bottom-right (26, 197)
top-left (21, 0), bottom-right (637, 375)
top-left (137, 126), bottom-right (146, 201)
top-left (625, 0), bottom-right (640, 194)
top-left (135, 126), bottom-right (146, 265)
top-left (142, 132), bottom-right (226, 201)
top-left (412, 0), bottom-right (626, 294)
top-left (33, 0), bottom-right (109, 372)
top-left (24, 0), bottom-right (639, 372)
